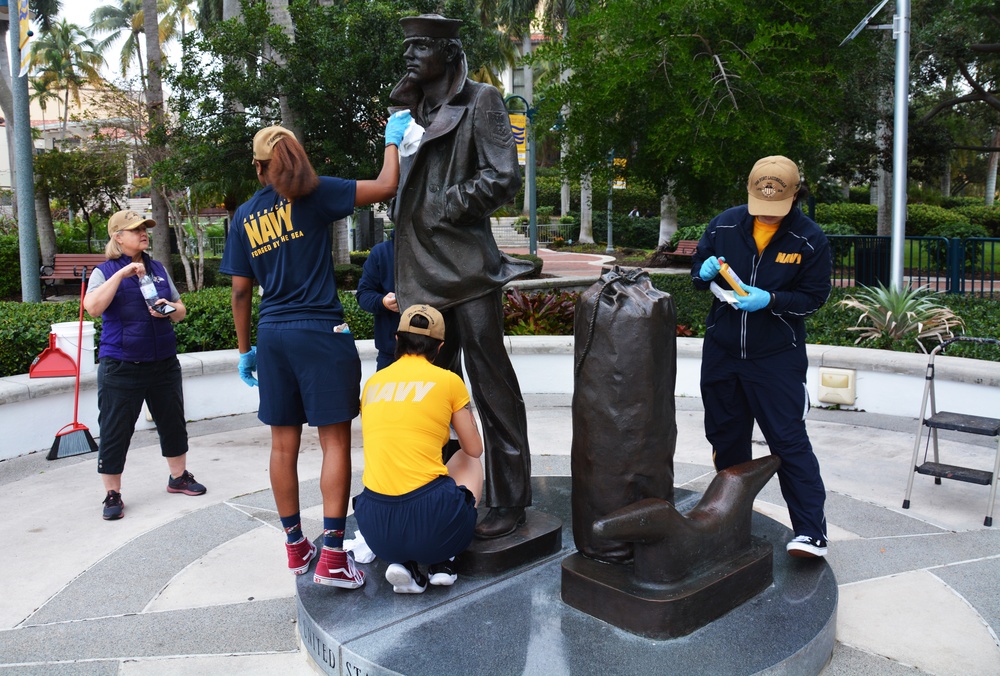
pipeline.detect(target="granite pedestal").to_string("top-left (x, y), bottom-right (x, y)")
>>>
top-left (297, 477), bottom-right (837, 675)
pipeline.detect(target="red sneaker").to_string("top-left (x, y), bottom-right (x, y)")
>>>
top-left (286, 537), bottom-right (317, 575)
top-left (313, 547), bottom-right (365, 589)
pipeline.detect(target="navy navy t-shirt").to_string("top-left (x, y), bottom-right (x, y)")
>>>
top-left (220, 177), bottom-right (356, 324)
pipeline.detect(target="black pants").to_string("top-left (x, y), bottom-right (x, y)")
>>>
top-left (97, 356), bottom-right (188, 475)
top-left (700, 339), bottom-right (827, 540)
top-left (436, 291), bottom-right (532, 508)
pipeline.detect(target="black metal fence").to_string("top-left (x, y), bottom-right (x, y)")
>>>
top-left (827, 235), bottom-right (1000, 296)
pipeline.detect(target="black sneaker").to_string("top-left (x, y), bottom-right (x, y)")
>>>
top-left (167, 470), bottom-right (207, 496)
top-left (385, 560), bottom-right (428, 594)
top-left (786, 535), bottom-right (828, 558)
top-left (102, 490), bottom-right (124, 520)
top-left (428, 560), bottom-right (458, 586)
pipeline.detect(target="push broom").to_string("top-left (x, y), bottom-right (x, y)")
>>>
top-left (48, 266), bottom-right (99, 460)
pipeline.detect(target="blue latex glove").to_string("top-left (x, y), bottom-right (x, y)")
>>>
top-left (385, 110), bottom-right (411, 147)
top-left (238, 346), bottom-right (258, 387)
top-left (699, 255), bottom-right (723, 281)
top-left (734, 284), bottom-right (772, 312)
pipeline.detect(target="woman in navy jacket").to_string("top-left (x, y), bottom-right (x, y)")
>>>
top-left (691, 156), bottom-right (832, 558)
top-left (356, 234), bottom-right (399, 370)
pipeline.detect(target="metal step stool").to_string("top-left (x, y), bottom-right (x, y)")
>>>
top-left (902, 337), bottom-right (1000, 527)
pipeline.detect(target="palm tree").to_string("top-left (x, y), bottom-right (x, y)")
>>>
top-left (90, 0), bottom-right (176, 88)
top-left (89, 0), bottom-right (145, 82)
top-left (163, 0), bottom-right (198, 43)
top-left (29, 75), bottom-right (62, 130)
top-left (144, 0), bottom-right (172, 267)
top-left (28, 20), bottom-right (105, 136)
top-left (32, 0), bottom-right (64, 33)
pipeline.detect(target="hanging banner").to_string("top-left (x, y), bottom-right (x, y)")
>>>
top-left (18, 0), bottom-right (31, 77)
top-left (509, 113), bottom-right (527, 167)
top-left (613, 157), bottom-right (627, 189)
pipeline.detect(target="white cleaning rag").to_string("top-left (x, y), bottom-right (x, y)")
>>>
top-left (343, 529), bottom-right (375, 563)
top-left (399, 118), bottom-right (425, 157)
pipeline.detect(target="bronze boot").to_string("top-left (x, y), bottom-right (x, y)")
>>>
top-left (474, 507), bottom-right (526, 539)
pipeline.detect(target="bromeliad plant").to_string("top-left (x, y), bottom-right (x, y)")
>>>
top-left (838, 283), bottom-right (966, 353)
top-left (503, 287), bottom-right (579, 336)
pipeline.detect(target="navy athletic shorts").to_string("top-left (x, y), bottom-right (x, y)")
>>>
top-left (353, 475), bottom-right (477, 565)
top-left (256, 318), bottom-right (361, 427)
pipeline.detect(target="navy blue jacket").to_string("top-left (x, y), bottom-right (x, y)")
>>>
top-left (356, 239), bottom-right (399, 365)
top-left (691, 205), bottom-right (832, 360)
top-left (95, 255), bottom-right (178, 362)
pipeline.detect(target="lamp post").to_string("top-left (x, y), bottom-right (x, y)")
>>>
top-left (606, 150), bottom-right (615, 254)
top-left (10, 0), bottom-right (41, 302)
top-left (506, 95), bottom-right (537, 255)
top-left (841, 0), bottom-right (910, 291)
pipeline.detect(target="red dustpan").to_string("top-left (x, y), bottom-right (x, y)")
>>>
top-left (30, 333), bottom-right (78, 378)
top-left (48, 265), bottom-right (99, 460)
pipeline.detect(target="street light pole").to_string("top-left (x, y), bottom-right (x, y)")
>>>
top-left (889, 0), bottom-right (911, 291)
top-left (606, 178), bottom-right (614, 254)
top-left (505, 95), bottom-right (537, 256)
top-left (10, 3), bottom-right (41, 302)
top-left (841, 0), bottom-right (910, 291)
top-left (606, 150), bottom-right (614, 254)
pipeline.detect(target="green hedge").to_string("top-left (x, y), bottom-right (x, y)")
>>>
top-left (334, 263), bottom-right (364, 291)
top-left (169, 255), bottom-right (228, 290)
top-left (172, 286), bottom-right (250, 353)
top-left (814, 203), bottom-right (878, 234)
top-left (906, 204), bottom-right (969, 236)
top-left (588, 212), bottom-right (660, 249)
top-left (951, 205), bottom-right (1000, 237)
top-left (0, 235), bottom-right (20, 299)
top-left (813, 203), bottom-right (986, 237)
top-left (341, 290), bottom-right (374, 339)
top-left (0, 288), bottom-right (372, 377)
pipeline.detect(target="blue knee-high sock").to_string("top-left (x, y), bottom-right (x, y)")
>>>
top-left (280, 513), bottom-right (303, 544)
top-left (323, 517), bottom-right (346, 550)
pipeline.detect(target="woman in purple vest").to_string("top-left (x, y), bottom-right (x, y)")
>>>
top-left (84, 210), bottom-right (206, 521)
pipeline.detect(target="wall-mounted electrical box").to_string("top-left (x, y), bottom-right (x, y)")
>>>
top-left (817, 367), bottom-right (857, 406)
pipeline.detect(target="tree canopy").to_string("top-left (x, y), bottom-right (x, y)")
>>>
top-left (531, 0), bottom-right (894, 211)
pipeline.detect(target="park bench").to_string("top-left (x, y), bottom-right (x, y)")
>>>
top-left (39, 253), bottom-right (106, 298)
top-left (670, 239), bottom-right (699, 260)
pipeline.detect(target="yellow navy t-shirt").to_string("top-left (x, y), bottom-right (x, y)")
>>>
top-left (360, 354), bottom-right (471, 495)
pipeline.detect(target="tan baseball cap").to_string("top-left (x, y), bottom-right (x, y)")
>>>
top-left (252, 126), bottom-right (296, 162)
top-left (397, 304), bottom-right (446, 341)
top-left (107, 209), bottom-right (155, 237)
top-left (747, 155), bottom-right (800, 217)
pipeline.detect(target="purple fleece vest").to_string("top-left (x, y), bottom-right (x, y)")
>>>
top-left (96, 257), bottom-right (178, 362)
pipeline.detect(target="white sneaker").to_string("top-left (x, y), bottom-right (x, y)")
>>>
top-left (786, 535), bottom-right (828, 558)
top-left (428, 560), bottom-right (458, 586)
top-left (385, 561), bottom-right (427, 594)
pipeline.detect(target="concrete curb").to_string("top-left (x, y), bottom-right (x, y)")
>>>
top-left (4, 336), bottom-right (1000, 461)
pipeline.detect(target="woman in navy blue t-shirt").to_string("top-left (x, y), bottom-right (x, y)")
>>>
top-left (221, 114), bottom-right (408, 589)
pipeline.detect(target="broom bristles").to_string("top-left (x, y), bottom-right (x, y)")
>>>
top-left (48, 427), bottom-right (98, 460)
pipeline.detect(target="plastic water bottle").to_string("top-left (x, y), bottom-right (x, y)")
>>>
top-left (139, 272), bottom-right (159, 308)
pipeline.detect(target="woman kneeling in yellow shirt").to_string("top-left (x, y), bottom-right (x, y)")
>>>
top-left (353, 304), bottom-right (484, 593)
